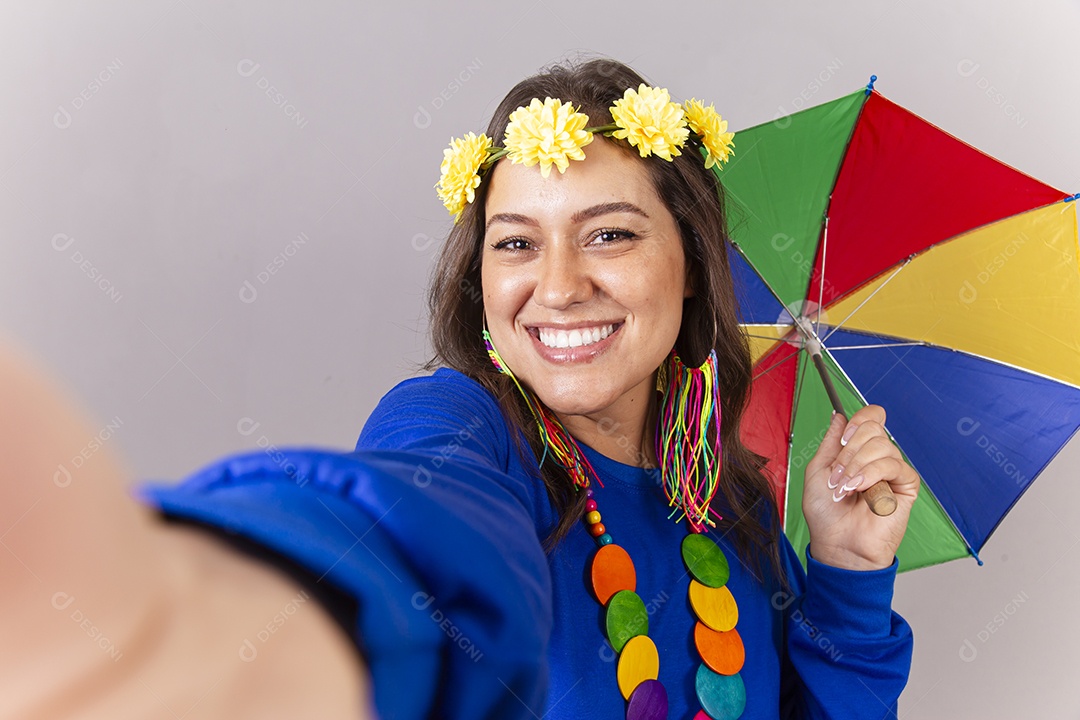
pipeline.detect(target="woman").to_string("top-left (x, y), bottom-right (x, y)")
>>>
top-left (386, 56), bottom-right (916, 716)
top-left (7, 57), bottom-right (918, 718)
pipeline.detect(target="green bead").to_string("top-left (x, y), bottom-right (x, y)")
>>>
top-left (598, 533), bottom-right (613, 545)
top-left (681, 534), bottom-right (730, 588)
top-left (605, 590), bottom-right (648, 653)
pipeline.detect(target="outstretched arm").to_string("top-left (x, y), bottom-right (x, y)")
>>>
top-left (0, 335), bottom-right (373, 719)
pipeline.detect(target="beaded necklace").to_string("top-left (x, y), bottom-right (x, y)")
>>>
top-left (482, 331), bottom-right (746, 717)
top-left (583, 483), bottom-right (747, 719)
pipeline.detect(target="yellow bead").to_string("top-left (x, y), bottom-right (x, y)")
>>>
top-left (616, 635), bottom-right (659, 700)
top-left (585, 510), bottom-right (602, 525)
top-left (688, 580), bottom-right (738, 632)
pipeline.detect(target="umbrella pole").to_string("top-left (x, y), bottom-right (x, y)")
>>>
top-left (794, 318), bottom-right (898, 517)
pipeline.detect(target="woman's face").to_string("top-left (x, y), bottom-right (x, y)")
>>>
top-left (480, 138), bottom-right (692, 420)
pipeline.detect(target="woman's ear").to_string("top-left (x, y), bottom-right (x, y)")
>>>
top-left (683, 266), bottom-right (695, 299)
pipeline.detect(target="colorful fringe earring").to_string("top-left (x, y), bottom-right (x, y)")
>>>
top-left (481, 320), bottom-right (603, 490)
top-left (655, 348), bottom-right (724, 533)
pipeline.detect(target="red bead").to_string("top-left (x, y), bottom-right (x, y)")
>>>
top-left (589, 522), bottom-right (606, 537)
top-left (585, 499), bottom-right (598, 512)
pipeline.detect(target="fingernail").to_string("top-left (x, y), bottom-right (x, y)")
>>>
top-left (828, 464), bottom-right (845, 489)
top-left (840, 425), bottom-right (857, 447)
top-left (840, 474), bottom-right (864, 493)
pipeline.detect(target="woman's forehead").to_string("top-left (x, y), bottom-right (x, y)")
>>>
top-left (484, 140), bottom-right (659, 222)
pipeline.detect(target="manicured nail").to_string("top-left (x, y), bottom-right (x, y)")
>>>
top-left (840, 424), bottom-right (857, 447)
top-left (828, 464), bottom-right (845, 489)
top-left (840, 474), bottom-right (864, 493)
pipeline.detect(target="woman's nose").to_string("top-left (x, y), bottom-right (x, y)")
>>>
top-left (533, 244), bottom-right (593, 309)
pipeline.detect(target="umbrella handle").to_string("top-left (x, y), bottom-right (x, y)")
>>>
top-left (808, 352), bottom-right (898, 517)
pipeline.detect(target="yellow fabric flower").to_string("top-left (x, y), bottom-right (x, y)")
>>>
top-left (436, 132), bottom-right (492, 222)
top-left (684, 98), bottom-right (735, 169)
top-left (503, 97), bottom-right (593, 178)
top-left (609, 84), bottom-right (689, 161)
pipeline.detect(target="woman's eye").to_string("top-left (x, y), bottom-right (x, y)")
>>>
top-left (491, 238), bottom-right (531, 252)
top-left (592, 229), bottom-right (636, 245)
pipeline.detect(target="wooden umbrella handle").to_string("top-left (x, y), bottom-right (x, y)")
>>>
top-left (862, 480), bottom-right (898, 516)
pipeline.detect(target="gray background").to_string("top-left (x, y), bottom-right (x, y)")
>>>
top-left (3, 0), bottom-right (1078, 716)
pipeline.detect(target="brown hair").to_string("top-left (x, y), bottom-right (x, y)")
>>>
top-left (422, 55), bottom-right (784, 585)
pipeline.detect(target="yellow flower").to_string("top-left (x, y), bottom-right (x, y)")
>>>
top-left (436, 132), bottom-right (492, 222)
top-left (503, 97), bottom-right (593, 178)
top-left (684, 98), bottom-right (735, 170)
top-left (609, 84), bottom-right (689, 161)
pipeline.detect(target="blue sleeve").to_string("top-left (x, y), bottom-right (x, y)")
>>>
top-left (777, 538), bottom-right (913, 719)
top-left (137, 370), bottom-right (552, 720)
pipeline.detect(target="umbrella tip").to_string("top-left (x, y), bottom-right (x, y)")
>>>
top-left (865, 74), bottom-right (878, 96)
top-left (1065, 192), bottom-right (1079, 203)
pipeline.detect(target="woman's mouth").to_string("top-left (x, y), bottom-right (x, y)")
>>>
top-left (526, 322), bottom-right (624, 363)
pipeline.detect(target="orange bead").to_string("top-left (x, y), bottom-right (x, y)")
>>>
top-left (694, 622), bottom-right (745, 675)
top-left (590, 543), bottom-right (636, 604)
top-left (589, 522), bottom-right (606, 537)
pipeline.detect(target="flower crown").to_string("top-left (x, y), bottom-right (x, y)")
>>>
top-left (435, 83), bottom-right (735, 222)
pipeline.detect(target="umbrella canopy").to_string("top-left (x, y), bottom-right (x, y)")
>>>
top-left (719, 79), bottom-right (1080, 571)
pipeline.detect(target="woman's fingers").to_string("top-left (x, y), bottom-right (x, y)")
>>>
top-left (828, 432), bottom-right (894, 493)
top-left (830, 455), bottom-right (906, 503)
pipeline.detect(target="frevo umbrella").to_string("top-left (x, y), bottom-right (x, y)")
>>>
top-left (717, 76), bottom-right (1080, 571)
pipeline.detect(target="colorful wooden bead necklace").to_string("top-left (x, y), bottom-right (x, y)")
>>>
top-left (583, 484), bottom-right (747, 719)
top-left (482, 328), bottom-right (748, 717)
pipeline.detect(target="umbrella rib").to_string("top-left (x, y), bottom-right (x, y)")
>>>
top-left (815, 214), bottom-right (830, 336)
top-left (779, 345), bottom-right (813, 536)
top-left (820, 258), bottom-right (911, 345)
top-left (788, 345), bottom-right (812, 434)
top-left (751, 349), bottom-right (800, 382)
top-left (825, 342), bottom-right (926, 350)
top-left (743, 332), bottom-right (792, 342)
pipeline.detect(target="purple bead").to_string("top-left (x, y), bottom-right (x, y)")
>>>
top-left (627, 679), bottom-right (668, 720)
top-left (586, 488), bottom-right (594, 498)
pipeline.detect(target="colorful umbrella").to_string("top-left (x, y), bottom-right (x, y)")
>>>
top-left (718, 76), bottom-right (1080, 571)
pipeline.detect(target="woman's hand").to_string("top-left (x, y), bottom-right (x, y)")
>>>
top-left (802, 405), bottom-right (920, 571)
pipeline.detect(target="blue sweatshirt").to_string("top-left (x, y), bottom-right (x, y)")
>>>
top-left (138, 367), bottom-right (912, 719)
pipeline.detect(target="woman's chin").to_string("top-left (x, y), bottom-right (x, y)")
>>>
top-left (532, 389), bottom-right (618, 420)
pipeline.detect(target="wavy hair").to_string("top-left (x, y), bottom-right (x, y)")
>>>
top-left (422, 56), bottom-right (783, 585)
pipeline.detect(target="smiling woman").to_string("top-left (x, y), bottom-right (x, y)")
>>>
top-left (401, 56), bottom-right (918, 717)
top-left (53, 56), bottom-right (922, 720)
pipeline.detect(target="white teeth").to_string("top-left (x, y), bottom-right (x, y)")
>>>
top-left (538, 324), bottom-right (615, 349)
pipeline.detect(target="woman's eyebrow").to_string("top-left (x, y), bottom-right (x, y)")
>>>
top-left (485, 201), bottom-right (650, 233)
